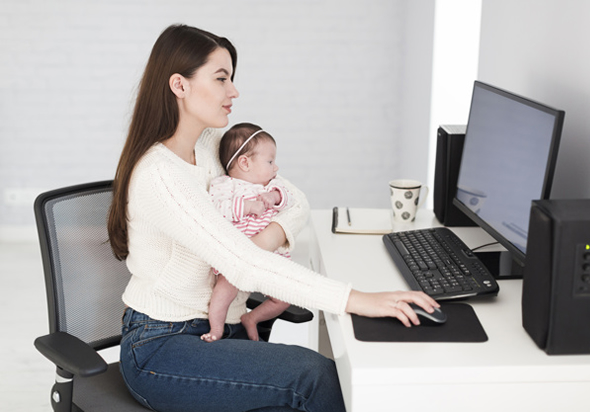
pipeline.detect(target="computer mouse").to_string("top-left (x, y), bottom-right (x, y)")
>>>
top-left (409, 303), bottom-right (447, 326)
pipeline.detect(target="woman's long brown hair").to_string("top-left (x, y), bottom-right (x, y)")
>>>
top-left (107, 24), bottom-right (237, 260)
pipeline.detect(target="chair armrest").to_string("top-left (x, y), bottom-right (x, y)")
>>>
top-left (247, 292), bottom-right (314, 324)
top-left (34, 331), bottom-right (108, 377)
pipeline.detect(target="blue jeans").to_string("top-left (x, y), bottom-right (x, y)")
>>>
top-left (120, 308), bottom-right (345, 412)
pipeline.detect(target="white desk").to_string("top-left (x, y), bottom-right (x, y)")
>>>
top-left (309, 209), bottom-right (590, 412)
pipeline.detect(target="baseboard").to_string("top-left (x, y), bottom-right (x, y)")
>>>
top-left (0, 225), bottom-right (37, 242)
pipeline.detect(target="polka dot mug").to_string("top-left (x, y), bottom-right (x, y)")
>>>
top-left (389, 179), bottom-right (429, 223)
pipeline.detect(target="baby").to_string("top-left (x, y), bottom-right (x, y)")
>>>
top-left (202, 123), bottom-right (292, 342)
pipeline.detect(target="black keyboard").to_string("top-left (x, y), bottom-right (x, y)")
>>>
top-left (383, 227), bottom-right (499, 300)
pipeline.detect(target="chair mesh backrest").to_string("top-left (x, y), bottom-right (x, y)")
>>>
top-left (39, 183), bottom-right (131, 350)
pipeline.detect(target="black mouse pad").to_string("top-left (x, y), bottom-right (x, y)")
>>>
top-left (351, 303), bottom-right (488, 342)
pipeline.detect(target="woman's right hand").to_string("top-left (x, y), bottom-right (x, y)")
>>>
top-left (345, 289), bottom-right (440, 327)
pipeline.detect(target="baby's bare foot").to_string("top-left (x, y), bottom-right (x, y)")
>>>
top-left (201, 327), bottom-right (223, 343)
top-left (200, 333), bottom-right (217, 342)
top-left (241, 313), bottom-right (260, 341)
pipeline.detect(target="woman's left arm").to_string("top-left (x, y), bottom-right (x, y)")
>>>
top-left (265, 175), bottom-right (310, 252)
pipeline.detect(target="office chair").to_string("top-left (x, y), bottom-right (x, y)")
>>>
top-left (33, 180), bottom-right (313, 412)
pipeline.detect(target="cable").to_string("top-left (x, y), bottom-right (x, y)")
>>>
top-left (471, 241), bottom-right (500, 252)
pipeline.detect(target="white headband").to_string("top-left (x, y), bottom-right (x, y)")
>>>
top-left (225, 129), bottom-right (266, 170)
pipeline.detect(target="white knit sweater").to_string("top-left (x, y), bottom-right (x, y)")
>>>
top-left (122, 128), bottom-right (352, 323)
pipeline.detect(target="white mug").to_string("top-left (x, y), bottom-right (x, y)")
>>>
top-left (389, 179), bottom-right (429, 223)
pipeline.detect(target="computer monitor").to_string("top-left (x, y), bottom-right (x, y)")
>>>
top-left (453, 81), bottom-right (565, 278)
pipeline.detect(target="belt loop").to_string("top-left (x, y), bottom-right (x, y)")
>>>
top-left (122, 307), bottom-right (133, 327)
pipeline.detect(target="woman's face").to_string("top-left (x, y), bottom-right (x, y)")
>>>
top-left (181, 47), bottom-right (239, 130)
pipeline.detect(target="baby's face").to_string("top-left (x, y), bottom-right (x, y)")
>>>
top-left (246, 139), bottom-right (279, 186)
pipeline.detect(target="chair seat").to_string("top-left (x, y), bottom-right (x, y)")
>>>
top-left (72, 363), bottom-right (149, 411)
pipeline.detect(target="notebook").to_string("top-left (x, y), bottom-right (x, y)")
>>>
top-left (331, 207), bottom-right (393, 235)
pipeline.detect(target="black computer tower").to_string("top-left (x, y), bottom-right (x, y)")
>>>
top-left (433, 125), bottom-right (475, 227)
top-left (522, 199), bottom-right (590, 355)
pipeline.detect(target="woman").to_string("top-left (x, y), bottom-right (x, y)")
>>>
top-left (108, 24), bottom-right (439, 412)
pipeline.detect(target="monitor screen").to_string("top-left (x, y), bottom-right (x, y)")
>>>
top-left (453, 81), bottom-right (564, 267)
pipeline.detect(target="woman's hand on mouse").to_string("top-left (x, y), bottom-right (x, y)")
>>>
top-left (345, 289), bottom-right (440, 327)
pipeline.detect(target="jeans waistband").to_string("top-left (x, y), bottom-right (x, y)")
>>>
top-left (122, 307), bottom-right (156, 327)
top-left (122, 307), bottom-right (209, 328)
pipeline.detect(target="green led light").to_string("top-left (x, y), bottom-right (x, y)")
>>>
top-left (587, 245), bottom-right (590, 250)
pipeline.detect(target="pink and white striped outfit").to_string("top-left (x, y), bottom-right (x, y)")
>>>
top-left (209, 175), bottom-right (293, 258)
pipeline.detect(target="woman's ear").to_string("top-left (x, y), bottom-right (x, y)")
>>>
top-left (169, 73), bottom-right (186, 98)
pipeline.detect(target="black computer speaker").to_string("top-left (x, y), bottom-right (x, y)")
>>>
top-left (433, 125), bottom-right (475, 227)
top-left (522, 199), bottom-right (590, 355)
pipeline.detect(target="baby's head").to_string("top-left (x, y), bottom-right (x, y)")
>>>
top-left (220, 123), bottom-right (279, 185)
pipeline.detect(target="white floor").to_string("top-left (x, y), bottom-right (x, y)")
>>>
top-left (1, 241), bottom-right (54, 411)
top-left (1, 240), bottom-right (316, 411)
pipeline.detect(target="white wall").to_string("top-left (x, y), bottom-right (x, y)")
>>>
top-left (397, 2), bottom-right (435, 188)
top-left (478, 0), bottom-right (590, 199)
top-left (427, 0), bottom-right (481, 198)
top-left (0, 0), bottom-right (438, 240)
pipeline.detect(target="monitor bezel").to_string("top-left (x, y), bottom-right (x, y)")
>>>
top-left (452, 81), bottom-right (565, 267)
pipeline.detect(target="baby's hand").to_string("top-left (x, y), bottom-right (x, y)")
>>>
top-left (245, 200), bottom-right (266, 217)
top-left (257, 191), bottom-right (281, 209)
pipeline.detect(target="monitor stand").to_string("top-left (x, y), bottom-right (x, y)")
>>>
top-left (475, 251), bottom-right (524, 279)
